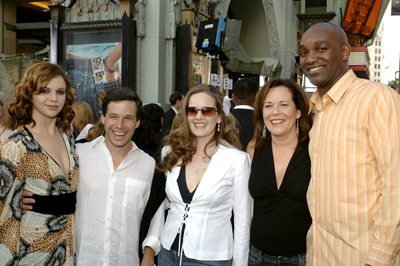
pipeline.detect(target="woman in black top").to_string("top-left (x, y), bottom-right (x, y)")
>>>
top-left (246, 79), bottom-right (313, 266)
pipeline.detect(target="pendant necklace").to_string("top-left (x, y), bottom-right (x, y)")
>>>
top-left (188, 161), bottom-right (207, 174)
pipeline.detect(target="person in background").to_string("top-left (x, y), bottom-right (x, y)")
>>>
top-left (71, 101), bottom-right (94, 139)
top-left (0, 61), bottom-right (78, 265)
top-left (246, 79), bottom-right (313, 266)
top-left (132, 103), bottom-right (164, 161)
top-left (231, 78), bottom-right (258, 150)
top-left (162, 91), bottom-right (184, 136)
top-left (298, 22), bottom-right (400, 265)
top-left (0, 92), bottom-right (12, 142)
top-left (143, 84), bottom-right (252, 266)
top-left (76, 118), bottom-right (104, 143)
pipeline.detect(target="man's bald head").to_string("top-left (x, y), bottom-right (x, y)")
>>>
top-left (298, 22), bottom-right (351, 95)
top-left (306, 22), bottom-right (349, 45)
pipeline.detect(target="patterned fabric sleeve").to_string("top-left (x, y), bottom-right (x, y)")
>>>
top-left (0, 138), bottom-right (25, 258)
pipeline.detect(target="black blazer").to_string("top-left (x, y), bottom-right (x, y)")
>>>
top-left (162, 108), bottom-right (176, 137)
top-left (231, 108), bottom-right (254, 151)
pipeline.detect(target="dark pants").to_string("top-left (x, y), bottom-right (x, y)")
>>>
top-left (248, 245), bottom-right (306, 266)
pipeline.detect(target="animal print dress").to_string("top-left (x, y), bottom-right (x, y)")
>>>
top-left (0, 126), bottom-right (79, 265)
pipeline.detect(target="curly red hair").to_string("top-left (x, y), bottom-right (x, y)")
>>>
top-left (9, 61), bottom-right (75, 133)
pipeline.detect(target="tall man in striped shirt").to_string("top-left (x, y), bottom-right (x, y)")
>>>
top-left (299, 22), bottom-right (400, 266)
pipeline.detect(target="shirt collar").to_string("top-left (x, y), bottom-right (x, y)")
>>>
top-left (234, 105), bottom-right (254, 111)
top-left (171, 106), bottom-right (178, 114)
top-left (308, 69), bottom-right (357, 114)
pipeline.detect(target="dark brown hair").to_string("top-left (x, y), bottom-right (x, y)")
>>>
top-left (253, 79), bottom-right (312, 151)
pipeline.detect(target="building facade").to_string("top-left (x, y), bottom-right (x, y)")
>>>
top-left (367, 26), bottom-right (384, 82)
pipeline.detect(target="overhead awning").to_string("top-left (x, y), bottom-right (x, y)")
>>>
top-left (348, 46), bottom-right (370, 79)
top-left (221, 42), bottom-right (278, 76)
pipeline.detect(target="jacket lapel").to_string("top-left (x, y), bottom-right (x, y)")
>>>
top-left (166, 165), bottom-right (183, 201)
top-left (192, 145), bottom-right (231, 200)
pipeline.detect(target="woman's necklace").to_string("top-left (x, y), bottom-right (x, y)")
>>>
top-left (188, 161), bottom-right (207, 174)
top-left (188, 145), bottom-right (217, 174)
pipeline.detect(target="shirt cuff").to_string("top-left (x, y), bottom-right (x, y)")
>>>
top-left (365, 241), bottom-right (400, 266)
top-left (142, 236), bottom-right (161, 255)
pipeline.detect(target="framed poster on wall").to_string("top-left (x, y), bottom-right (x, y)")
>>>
top-left (56, 14), bottom-right (135, 120)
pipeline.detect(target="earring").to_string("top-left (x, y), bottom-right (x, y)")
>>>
top-left (217, 123), bottom-right (221, 132)
top-left (296, 119), bottom-right (299, 136)
top-left (262, 125), bottom-right (266, 138)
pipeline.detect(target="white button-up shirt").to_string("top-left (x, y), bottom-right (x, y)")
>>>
top-left (75, 136), bottom-right (155, 266)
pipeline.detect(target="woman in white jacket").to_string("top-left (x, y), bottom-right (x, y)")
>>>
top-left (142, 84), bottom-right (252, 266)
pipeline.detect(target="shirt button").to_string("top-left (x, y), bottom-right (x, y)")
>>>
top-left (109, 195), bottom-right (112, 199)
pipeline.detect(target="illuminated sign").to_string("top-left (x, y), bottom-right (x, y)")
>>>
top-left (343, 0), bottom-right (383, 39)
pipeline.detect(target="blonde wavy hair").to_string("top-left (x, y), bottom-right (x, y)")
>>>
top-left (158, 84), bottom-right (240, 172)
top-left (71, 101), bottom-right (94, 134)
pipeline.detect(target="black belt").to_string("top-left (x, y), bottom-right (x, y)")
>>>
top-left (31, 191), bottom-right (77, 215)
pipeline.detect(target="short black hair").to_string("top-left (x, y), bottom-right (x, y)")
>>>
top-left (233, 78), bottom-right (258, 100)
top-left (169, 91), bottom-right (184, 105)
top-left (101, 87), bottom-right (143, 120)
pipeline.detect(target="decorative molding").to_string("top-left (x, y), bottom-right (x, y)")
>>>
top-left (166, 0), bottom-right (182, 39)
top-left (285, 49), bottom-right (297, 79)
top-left (134, 0), bottom-right (146, 37)
top-left (60, 21), bottom-right (122, 30)
top-left (263, 0), bottom-right (280, 60)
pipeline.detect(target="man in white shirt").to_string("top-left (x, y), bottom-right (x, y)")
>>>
top-left (74, 87), bottom-right (155, 265)
top-left (22, 87), bottom-right (157, 265)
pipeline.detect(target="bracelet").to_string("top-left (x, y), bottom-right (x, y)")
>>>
top-left (103, 56), bottom-right (116, 73)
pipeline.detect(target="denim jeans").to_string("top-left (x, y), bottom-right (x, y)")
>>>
top-left (67, 60), bottom-right (118, 121)
top-left (158, 246), bottom-right (232, 266)
top-left (248, 245), bottom-right (306, 266)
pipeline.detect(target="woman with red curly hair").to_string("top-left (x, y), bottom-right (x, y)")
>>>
top-left (0, 61), bottom-right (78, 265)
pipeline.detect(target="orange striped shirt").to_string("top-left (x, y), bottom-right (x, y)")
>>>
top-left (307, 70), bottom-right (400, 266)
